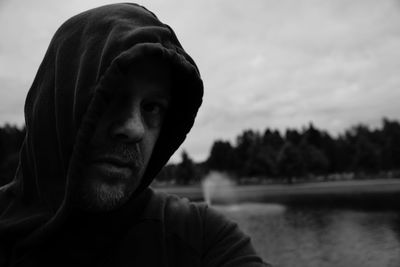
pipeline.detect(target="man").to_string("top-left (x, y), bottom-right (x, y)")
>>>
top-left (0, 3), bottom-right (268, 266)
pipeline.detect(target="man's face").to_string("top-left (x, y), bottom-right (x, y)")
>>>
top-left (79, 59), bottom-right (171, 211)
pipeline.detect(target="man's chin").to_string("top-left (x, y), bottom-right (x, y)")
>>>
top-left (78, 180), bottom-right (137, 212)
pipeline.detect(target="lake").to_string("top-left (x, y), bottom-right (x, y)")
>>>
top-left (156, 179), bottom-right (400, 266)
top-left (216, 203), bottom-right (400, 267)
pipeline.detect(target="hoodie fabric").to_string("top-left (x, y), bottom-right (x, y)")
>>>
top-left (0, 3), bottom-right (268, 266)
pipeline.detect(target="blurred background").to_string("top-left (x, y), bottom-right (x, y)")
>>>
top-left (1, 0), bottom-right (400, 266)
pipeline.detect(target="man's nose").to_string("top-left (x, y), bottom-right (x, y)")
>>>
top-left (111, 110), bottom-right (145, 143)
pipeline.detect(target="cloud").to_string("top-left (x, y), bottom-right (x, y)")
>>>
top-left (170, 0), bottom-right (400, 162)
top-left (0, 0), bottom-right (399, 163)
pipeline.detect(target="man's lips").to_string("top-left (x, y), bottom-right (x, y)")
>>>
top-left (90, 155), bottom-right (137, 169)
top-left (91, 161), bottom-right (132, 175)
top-left (87, 157), bottom-right (135, 181)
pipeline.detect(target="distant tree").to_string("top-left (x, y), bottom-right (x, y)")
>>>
top-left (234, 130), bottom-right (262, 177)
top-left (261, 129), bottom-right (283, 177)
top-left (248, 129), bottom-right (283, 178)
top-left (345, 125), bottom-right (381, 174)
top-left (243, 147), bottom-right (276, 178)
top-left (155, 164), bottom-right (177, 184)
top-left (262, 129), bottom-right (284, 151)
top-left (175, 151), bottom-right (197, 185)
top-left (299, 141), bottom-right (330, 177)
top-left (207, 140), bottom-right (236, 172)
top-left (303, 123), bottom-right (324, 148)
top-left (381, 118), bottom-right (400, 170)
top-left (330, 135), bottom-right (353, 173)
top-left (352, 135), bottom-right (380, 174)
top-left (285, 129), bottom-right (302, 145)
top-left (277, 142), bottom-right (305, 183)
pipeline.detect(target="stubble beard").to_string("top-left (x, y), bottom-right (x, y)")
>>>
top-left (77, 143), bottom-right (146, 212)
top-left (78, 171), bottom-right (142, 212)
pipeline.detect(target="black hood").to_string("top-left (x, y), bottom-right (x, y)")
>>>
top-left (0, 2), bottom-right (203, 249)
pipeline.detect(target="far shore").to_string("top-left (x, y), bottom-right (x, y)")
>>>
top-left (153, 179), bottom-right (400, 209)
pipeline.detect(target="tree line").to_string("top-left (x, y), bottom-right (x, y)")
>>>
top-left (156, 118), bottom-right (400, 185)
top-left (0, 118), bottom-right (400, 187)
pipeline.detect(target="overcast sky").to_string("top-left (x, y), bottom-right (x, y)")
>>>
top-left (1, 0), bottom-right (400, 162)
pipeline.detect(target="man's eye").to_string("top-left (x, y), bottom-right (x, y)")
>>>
top-left (142, 101), bottom-right (168, 128)
top-left (142, 102), bottom-right (165, 115)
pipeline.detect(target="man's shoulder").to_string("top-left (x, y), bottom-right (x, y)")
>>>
top-left (143, 190), bottom-right (268, 266)
top-left (144, 190), bottom-right (208, 229)
top-left (146, 189), bottom-right (228, 226)
top-left (143, 190), bottom-right (233, 252)
top-left (132, 190), bottom-right (268, 266)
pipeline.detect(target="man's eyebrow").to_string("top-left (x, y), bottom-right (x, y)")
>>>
top-left (147, 90), bottom-right (171, 100)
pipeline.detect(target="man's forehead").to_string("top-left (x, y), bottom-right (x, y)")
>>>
top-left (126, 57), bottom-right (172, 78)
top-left (119, 57), bottom-right (172, 97)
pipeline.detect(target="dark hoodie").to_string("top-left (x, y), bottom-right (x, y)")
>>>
top-left (0, 3), bottom-right (267, 266)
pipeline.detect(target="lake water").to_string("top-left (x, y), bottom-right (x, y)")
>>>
top-left (216, 203), bottom-right (400, 267)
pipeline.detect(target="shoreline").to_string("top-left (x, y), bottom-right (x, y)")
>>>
top-left (153, 178), bottom-right (400, 209)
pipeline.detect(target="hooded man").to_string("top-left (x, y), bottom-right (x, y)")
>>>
top-left (0, 3), bottom-right (268, 266)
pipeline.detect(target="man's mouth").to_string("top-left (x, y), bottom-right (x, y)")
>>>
top-left (88, 155), bottom-right (140, 180)
top-left (92, 155), bottom-right (134, 168)
top-left (92, 161), bottom-right (132, 177)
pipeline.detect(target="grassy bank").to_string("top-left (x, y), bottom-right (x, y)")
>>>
top-left (153, 179), bottom-right (400, 210)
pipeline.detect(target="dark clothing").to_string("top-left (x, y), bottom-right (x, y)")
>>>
top-left (0, 3), bottom-right (268, 266)
top-left (5, 189), bottom-right (265, 266)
